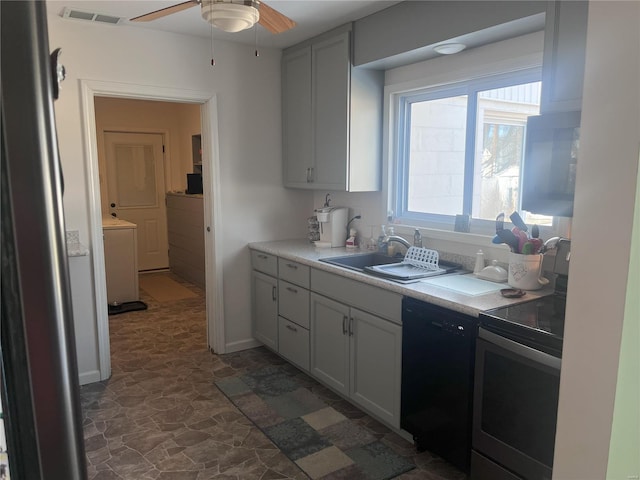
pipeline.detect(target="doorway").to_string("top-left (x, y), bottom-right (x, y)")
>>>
top-left (103, 131), bottom-right (169, 271)
top-left (80, 80), bottom-right (225, 381)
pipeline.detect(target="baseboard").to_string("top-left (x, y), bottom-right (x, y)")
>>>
top-left (79, 370), bottom-right (101, 386)
top-left (224, 338), bottom-right (262, 353)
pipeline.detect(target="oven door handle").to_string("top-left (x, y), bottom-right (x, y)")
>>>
top-left (479, 328), bottom-right (562, 370)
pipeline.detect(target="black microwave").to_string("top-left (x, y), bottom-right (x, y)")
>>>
top-left (522, 110), bottom-right (581, 217)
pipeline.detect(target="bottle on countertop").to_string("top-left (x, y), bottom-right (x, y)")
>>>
top-left (377, 225), bottom-right (387, 254)
top-left (474, 249), bottom-right (485, 274)
top-left (346, 228), bottom-right (357, 249)
top-left (413, 229), bottom-right (422, 248)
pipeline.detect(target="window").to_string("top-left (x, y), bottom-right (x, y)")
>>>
top-left (394, 70), bottom-right (551, 228)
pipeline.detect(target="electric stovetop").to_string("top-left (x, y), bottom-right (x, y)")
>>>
top-left (479, 293), bottom-right (566, 358)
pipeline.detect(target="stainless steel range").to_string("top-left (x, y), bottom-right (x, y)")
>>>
top-left (471, 239), bottom-right (571, 480)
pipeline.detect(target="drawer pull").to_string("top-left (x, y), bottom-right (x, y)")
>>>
top-left (257, 254), bottom-right (268, 259)
top-left (286, 286), bottom-right (298, 294)
top-left (349, 317), bottom-right (354, 336)
top-left (272, 286), bottom-right (277, 301)
top-left (286, 324), bottom-right (298, 333)
top-left (342, 315), bottom-right (348, 335)
top-left (286, 263), bottom-right (298, 270)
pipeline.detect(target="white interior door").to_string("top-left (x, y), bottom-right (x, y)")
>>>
top-left (105, 131), bottom-right (169, 271)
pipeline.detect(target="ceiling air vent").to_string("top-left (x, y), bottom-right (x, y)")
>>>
top-left (61, 7), bottom-right (123, 25)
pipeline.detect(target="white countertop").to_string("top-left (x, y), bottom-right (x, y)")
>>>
top-left (249, 239), bottom-right (553, 317)
top-left (102, 217), bottom-right (137, 229)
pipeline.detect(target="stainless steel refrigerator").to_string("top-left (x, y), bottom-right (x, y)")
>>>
top-left (1, 1), bottom-right (88, 478)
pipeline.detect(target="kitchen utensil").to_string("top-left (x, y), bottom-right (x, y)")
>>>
top-left (530, 237), bottom-right (543, 254)
top-left (507, 252), bottom-right (550, 290)
top-left (492, 235), bottom-right (503, 244)
top-left (496, 213), bottom-right (505, 233)
top-left (521, 242), bottom-right (534, 255)
top-left (509, 212), bottom-right (529, 233)
top-left (497, 229), bottom-right (519, 252)
top-left (531, 224), bottom-right (540, 238)
top-left (513, 227), bottom-right (528, 253)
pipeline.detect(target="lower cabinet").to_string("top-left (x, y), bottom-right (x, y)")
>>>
top-left (252, 270), bottom-right (278, 350)
top-left (310, 292), bottom-right (402, 428)
top-left (278, 317), bottom-right (310, 371)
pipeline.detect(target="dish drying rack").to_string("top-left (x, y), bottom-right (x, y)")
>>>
top-left (402, 247), bottom-right (441, 269)
top-left (365, 247), bottom-right (456, 282)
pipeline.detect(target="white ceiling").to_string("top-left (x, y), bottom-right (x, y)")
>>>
top-left (48, 0), bottom-right (402, 49)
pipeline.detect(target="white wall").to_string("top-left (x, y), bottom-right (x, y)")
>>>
top-left (553, 2), bottom-right (640, 478)
top-left (47, 11), bottom-right (312, 377)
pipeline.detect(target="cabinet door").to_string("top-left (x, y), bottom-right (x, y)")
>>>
top-left (349, 308), bottom-right (402, 428)
top-left (312, 32), bottom-right (350, 190)
top-left (310, 293), bottom-right (350, 396)
top-left (278, 317), bottom-right (310, 372)
top-left (252, 271), bottom-right (278, 350)
top-left (540, 0), bottom-right (588, 113)
top-left (282, 46), bottom-right (312, 188)
top-left (278, 280), bottom-right (310, 329)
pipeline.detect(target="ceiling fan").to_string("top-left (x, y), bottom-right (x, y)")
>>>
top-left (131, 0), bottom-right (297, 34)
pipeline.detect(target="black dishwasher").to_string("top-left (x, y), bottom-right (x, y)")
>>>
top-left (401, 297), bottom-right (477, 473)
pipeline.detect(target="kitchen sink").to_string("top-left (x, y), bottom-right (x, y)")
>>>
top-left (319, 252), bottom-right (403, 272)
top-left (320, 252), bottom-right (463, 283)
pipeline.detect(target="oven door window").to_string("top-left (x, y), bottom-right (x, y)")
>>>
top-left (474, 336), bottom-right (560, 478)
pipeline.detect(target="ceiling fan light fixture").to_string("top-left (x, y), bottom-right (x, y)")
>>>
top-left (201, 1), bottom-right (260, 33)
top-left (433, 43), bottom-right (466, 55)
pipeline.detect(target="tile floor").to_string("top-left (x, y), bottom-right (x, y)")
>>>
top-left (81, 271), bottom-right (467, 480)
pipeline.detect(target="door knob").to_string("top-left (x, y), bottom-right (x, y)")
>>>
top-left (110, 203), bottom-right (115, 208)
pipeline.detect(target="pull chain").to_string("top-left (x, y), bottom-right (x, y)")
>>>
top-left (210, 24), bottom-right (215, 66)
top-left (254, 23), bottom-right (259, 57)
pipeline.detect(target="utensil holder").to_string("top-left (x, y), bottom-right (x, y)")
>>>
top-left (507, 253), bottom-right (549, 290)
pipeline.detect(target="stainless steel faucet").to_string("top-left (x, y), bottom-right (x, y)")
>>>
top-left (382, 235), bottom-right (412, 250)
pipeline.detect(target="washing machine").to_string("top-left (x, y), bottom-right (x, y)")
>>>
top-left (102, 217), bottom-right (139, 304)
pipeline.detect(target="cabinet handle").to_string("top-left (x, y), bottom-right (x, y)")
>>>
top-left (349, 317), bottom-right (354, 336)
top-left (286, 324), bottom-right (298, 333)
top-left (257, 254), bottom-right (268, 259)
top-left (272, 286), bottom-right (277, 301)
top-left (342, 315), bottom-right (348, 335)
top-left (286, 263), bottom-right (298, 270)
top-left (286, 286), bottom-right (298, 294)
top-left (309, 167), bottom-right (314, 183)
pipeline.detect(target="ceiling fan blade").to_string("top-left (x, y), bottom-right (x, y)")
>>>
top-left (130, 0), bottom-right (199, 22)
top-left (258, 1), bottom-right (296, 34)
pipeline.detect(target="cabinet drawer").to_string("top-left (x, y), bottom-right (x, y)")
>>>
top-left (311, 268), bottom-right (402, 324)
top-left (278, 280), bottom-right (310, 329)
top-left (278, 258), bottom-right (310, 288)
top-left (278, 317), bottom-right (310, 371)
top-left (251, 250), bottom-right (277, 276)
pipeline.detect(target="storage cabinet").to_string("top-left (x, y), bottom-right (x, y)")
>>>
top-left (277, 259), bottom-right (311, 371)
top-left (310, 293), bottom-right (402, 427)
top-left (282, 24), bottom-right (384, 192)
top-left (252, 270), bottom-right (278, 351)
top-left (250, 249), bottom-right (402, 428)
top-left (540, 1), bottom-right (588, 114)
top-left (166, 193), bottom-right (204, 288)
top-left (251, 253), bottom-right (311, 371)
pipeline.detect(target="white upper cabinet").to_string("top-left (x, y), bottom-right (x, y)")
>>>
top-left (282, 24), bottom-right (384, 192)
top-left (540, 0), bottom-right (589, 113)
